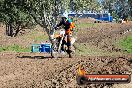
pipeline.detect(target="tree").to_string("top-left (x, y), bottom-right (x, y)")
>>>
top-left (0, 0), bottom-right (36, 37)
top-left (115, 0), bottom-right (130, 18)
top-left (101, 0), bottom-right (115, 13)
top-left (128, 0), bottom-right (132, 19)
top-left (1, 0), bottom-right (101, 38)
top-left (70, 0), bottom-right (102, 13)
top-left (20, 0), bottom-right (101, 42)
top-left (101, 0), bottom-right (131, 19)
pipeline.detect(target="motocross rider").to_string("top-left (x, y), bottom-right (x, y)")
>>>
top-left (55, 13), bottom-right (75, 58)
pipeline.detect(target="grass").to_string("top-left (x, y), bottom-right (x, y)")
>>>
top-left (35, 35), bottom-right (49, 41)
top-left (0, 44), bottom-right (31, 52)
top-left (119, 36), bottom-right (132, 53)
top-left (0, 27), bottom-right (49, 53)
top-left (74, 43), bottom-right (121, 56)
top-left (23, 29), bottom-right (49, 43)
top-left (76, 23), bottom-right (98, 29)
top-left (0, 28), bottom-right (49, 53)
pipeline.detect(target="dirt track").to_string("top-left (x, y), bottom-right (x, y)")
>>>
top-left (0, 52), bottom-right (132, 88)
top-left (0, 21), bottom-right (132, 87)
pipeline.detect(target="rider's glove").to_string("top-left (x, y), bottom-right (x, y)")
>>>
top-left (54, 26), bottom-right (58, 30)
top-left (50, 34), bottom-right (54, 40)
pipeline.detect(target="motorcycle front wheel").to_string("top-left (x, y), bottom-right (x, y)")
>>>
top-left (51, 38), bottom-right (60, 58)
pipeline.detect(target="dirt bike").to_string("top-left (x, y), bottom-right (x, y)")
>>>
top-left (50, 29), bottom-right (76, 58)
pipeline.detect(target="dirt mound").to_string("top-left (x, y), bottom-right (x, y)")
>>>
top-left (77, 22), bottom-right (132, 52)
top-left (76, 18), bottom-right (96, 24)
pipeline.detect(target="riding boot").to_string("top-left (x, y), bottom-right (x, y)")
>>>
top-left (69, 53), bottom-right (72, 58)
top-left (61, 39), bottom-right (66, 51)
top-left (67, 46), bottom-right (72, 58)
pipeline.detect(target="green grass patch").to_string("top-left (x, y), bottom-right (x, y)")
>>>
top-left (76, 23), bottom-right (97, 29)
top-left (0, 44), bottom-right (31, 52)
top-left (119, 36), bottom-right (132, 53)
top-left (74, 43), bottom-right (118, 56)
top-left (23, 30), bottom-right (49, 43)
top-left (35, 35), bottom-right (49, 41)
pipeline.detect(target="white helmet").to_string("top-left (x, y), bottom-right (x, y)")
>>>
top-left (60, 12), bottom-right (68, 18)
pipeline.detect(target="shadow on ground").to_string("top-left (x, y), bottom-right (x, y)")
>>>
top-left (17, 55), bottom-right (52, 59)
top-left (17, 55), bottom-right (67, 59)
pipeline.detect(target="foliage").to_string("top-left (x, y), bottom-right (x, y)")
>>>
top-left (128, 0), bottom-right (132, 16)
top-left (71, 0), bottom-right (102, 12)
top-left (0, 0), bottom-right (131, 38)
top-left (128, 16), bottom-right (132, 21)
top-left (0, 0), bottom-right (36, 37)
top-left (101, 0), bottom-right (131, 18)
top-left (17, 0), bottom-right (102, 42)
top-left (111, 11), bottom-right (120, 22)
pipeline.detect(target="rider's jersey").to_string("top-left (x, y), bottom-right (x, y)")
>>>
top-left (57, 19), bottom-right (75, 31)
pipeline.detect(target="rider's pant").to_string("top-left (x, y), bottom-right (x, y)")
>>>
top-left (60, 28), bottom-right (72, 52)
top-left (65, 29), bottom-right (72, 52)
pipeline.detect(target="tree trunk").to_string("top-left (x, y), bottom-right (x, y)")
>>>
top-left (14, 28), bottom-right (20, 37)
top-left (14, 23), bottom-right (21, 37)
top-left (6, 23), bottom-right (14, 37)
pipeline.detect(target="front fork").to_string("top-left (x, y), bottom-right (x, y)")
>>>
top-left (58, 35), bottom-right (65, 53)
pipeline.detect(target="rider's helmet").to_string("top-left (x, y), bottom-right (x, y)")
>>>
top-left (60, 12), bottom-right (68, 19)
